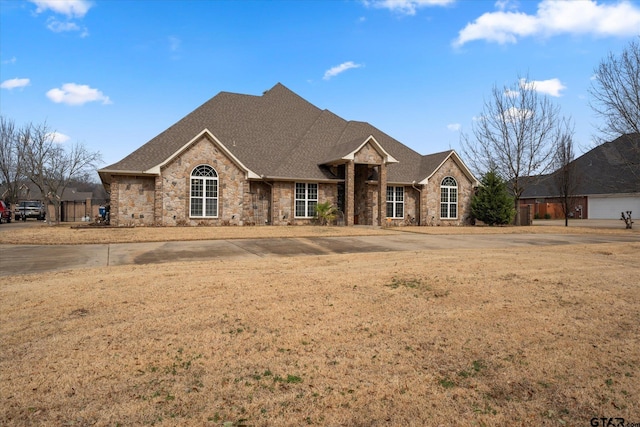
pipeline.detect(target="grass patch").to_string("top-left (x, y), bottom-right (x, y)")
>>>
top-left (2, 243), bottom-right (639, 425)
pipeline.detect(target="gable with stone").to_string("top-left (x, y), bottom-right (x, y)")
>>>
top-left (98, 83), bottom-right (479, 227)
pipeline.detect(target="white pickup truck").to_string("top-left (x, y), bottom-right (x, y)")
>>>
top-left (15, 200), bottom-right (46, 221)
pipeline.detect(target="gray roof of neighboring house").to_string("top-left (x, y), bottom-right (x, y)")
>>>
top-left (7, 182), bottom-right (94, 202)
top-left (100, 83), bottom-right (473, 185)
top-left (521, 133), bottom-right (640, 198)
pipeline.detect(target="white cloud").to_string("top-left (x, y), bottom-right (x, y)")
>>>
top-left (323, 61), bottom-right (364, 80)
top-left (519, 77), bottom-right (566, 97)
top-left (46, 17), bottom-right (85, 34)
top-left (447, 123), bottom-right (461, 132)
top-left (31, 1), bottom-right (91, 36)
top-left (30, 0), bottom-right (92, 18)
top-left (503, 106), bottom-right (533, 123)
top-left (494, 0), bottom-right (518, 11)
top-left (1, 78), bottom-right (31, 90)
top-left (504, 88), bottom-right (520, 98)
top-left (2, 57), bottom-right (17, 65)
top-left (48, 132), bottom-right (71, 144)
top-left (46, 83), bottom-right (112, 106)
top-left (454, 0), bottom-right (640, 46)
top-left (364, 0), bottom-right (455, 16)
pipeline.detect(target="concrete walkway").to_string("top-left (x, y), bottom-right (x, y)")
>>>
top-left (1, 232), bottom-right (637, 276)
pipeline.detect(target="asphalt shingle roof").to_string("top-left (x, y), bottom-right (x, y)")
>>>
top-left (101, 83), bottom-right (461, 184)
top-left (521, 133), bottom-right (640, 198)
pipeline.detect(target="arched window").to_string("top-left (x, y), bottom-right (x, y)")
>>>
top-left (190, 165), bottom-right (218, 217)
top-left (440, 176), bottom-right (457, 219)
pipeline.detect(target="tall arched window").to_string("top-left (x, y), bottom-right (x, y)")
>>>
top-left (440, 176), bottom-right (457, 219)
top-left (190, 165), bottom-right (218, 217)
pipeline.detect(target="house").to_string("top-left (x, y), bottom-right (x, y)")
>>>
top-left (519, 133), bottom-right (640, 219)
top-left (1, 182), bottom-right (102, 221)
top-left (98, 83), bottom-right (479, 227)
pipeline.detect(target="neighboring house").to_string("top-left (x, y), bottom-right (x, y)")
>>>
top-left (0, 182), bottom-right (99, 221)
top-left (98, 83), bottom-right (479, 227)
top-left (520, 133), bottom-right (640, 219)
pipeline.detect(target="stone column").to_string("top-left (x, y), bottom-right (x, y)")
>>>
top-left (110, 180), bottom-right (119, 226)
top-left (377, 163), bottom-right (387, 226)
top-left (419, 184), bottom-right (427, 226)
top-left (241, 180), bottom-right (252, 225)
top-left (345, 161), bottom-right (354, 226)
top-left (154, 175), bottom-right (163, 225)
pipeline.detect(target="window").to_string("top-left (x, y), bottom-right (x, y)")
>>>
top-left (295, 183), bottom-right (318, 218)
top-left (386, 186), bottom-right (404, 218)
top-left (440, 176), bottom-right (457, 219)
top-left (190, 165), bottom-right (218, 217)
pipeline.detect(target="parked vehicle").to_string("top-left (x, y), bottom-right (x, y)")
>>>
top-left (0, 200), bottom-right (12, 224)
top-left (15, 200), bottom-right (46, 221)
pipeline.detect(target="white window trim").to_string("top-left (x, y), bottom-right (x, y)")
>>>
top-left (386, 186), bottom-right (404, 219)
top-left (440, 176), bottom-right (458, 220)
top-left (294, 182), bottom-right (318, 218)
top-left (190, 165), bottom-right (219, 218)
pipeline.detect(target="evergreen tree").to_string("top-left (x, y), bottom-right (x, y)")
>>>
top-left (471, 170), bottom-right (515, 226)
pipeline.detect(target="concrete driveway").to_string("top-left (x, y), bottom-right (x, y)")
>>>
top-left (1, 232), bottom-right (637, 276)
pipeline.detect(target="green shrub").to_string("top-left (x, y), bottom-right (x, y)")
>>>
top-left (471, 170), bottom-right (515, 226)
top-left (315, 201), bottom-right (337, 225)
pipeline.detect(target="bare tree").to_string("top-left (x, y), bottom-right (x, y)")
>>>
top-left (21, 122), bottom-right (102, 223)
top-left (589, 37), bottom-right (640, 186)
top-left (0, 116), bottom-right (25, 204)
top-left (589, 37), bottom-right (640, 140)
top-left (552, 120), bottom-right (580, 227)
top-left (461, 75), bottom-right (563, 224)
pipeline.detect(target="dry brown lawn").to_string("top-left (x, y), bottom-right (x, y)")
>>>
top-left (0, 222), bottom-right (636, 245)
top-left (0, 224), bottom-right (395, 245)
top-left (1, 226), bottom-right (639, 426)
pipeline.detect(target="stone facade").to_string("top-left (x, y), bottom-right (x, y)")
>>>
top-left (110, 176), bottom-right (156, 226)
top-left (424, 157), bottom-right (474, 226)
top-left (109, 140), bottom-right (474, 227)
top-left (354, 164), bottom-right (371, 225)
top-left (271, 182), bottom-right (338, 226)
top-left (111, 136), bottom-right (250, 226)
top-left (349, 142), bottom-right (389, 226)
top-left (383, 185), bottom-right (420, 226)
top-left (354, 143), bottom-right (383, 164)
top-left (160, 136), bottom-right (248, 226)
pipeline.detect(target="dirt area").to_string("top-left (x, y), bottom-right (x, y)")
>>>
top-left (1, 226), bottom-right (639, 426)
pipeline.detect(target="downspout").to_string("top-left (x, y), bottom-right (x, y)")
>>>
top-left (411, 181), bottom-right (421, 225)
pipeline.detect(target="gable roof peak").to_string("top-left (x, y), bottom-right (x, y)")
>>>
top-left (263, 82), bottom-right (300, 98)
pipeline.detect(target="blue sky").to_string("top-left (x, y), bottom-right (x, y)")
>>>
top-left (1, 0), bottom-right (639, 171)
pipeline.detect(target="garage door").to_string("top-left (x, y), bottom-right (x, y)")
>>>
top-left (589, 195), bottom-right (640, 219)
